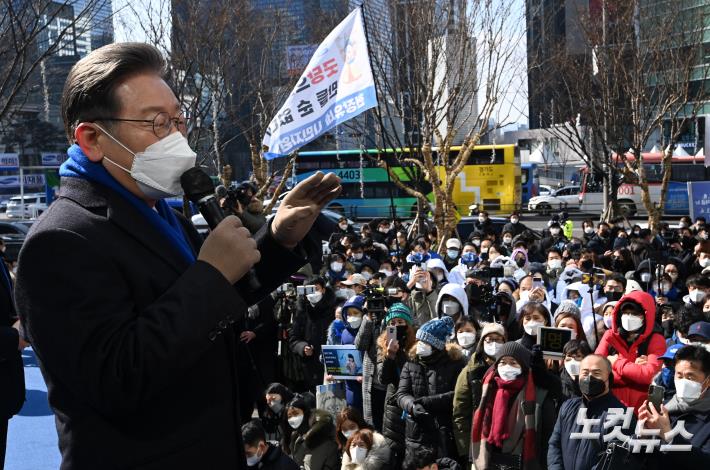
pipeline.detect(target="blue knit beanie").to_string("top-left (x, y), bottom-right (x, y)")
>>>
top-left (416, 316), bottom-right (454, 350)
top-left (385, 303), bottom-right (413, 325)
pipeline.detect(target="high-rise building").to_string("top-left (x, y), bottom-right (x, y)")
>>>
top-left (526, 0), bottom-right (589, 129)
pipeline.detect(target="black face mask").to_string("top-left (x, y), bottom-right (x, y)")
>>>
top-left (662, 320), bottom-right (674, 338)
top-left (581, 259), bottom-right (594, 271)
top-left (611, 259), bottom-right (625, 272)
top-left (516, 258), bottom-right (526, 268)
top-left (396, 325), bottom-right (408, 343)
top-left (579, 375), bottom-right (606, 398)
top-left (605, 291), bottom-right (623, 302)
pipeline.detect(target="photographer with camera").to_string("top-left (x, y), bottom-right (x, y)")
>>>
top-left (288, 277), bottom-right (336, 393)
top-left (220, 180), bottom-right (267, 235)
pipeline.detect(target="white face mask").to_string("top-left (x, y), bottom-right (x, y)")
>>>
top-left (457, 332), bottom-right (476, 348)
top-left (442, 300), bottom-right (460, 316)
top-left (547, 259), bottom-right (562, 270)
top-left (352, 253), bottom-right (364, 260)
top-left (584, 227), bottom-right (594, 234)
top-left (550, 228), bottom-right (561, 236)
top-left (360, 271), bottom-right (372, 281)
top-left (288, 415), bottom-right (304, 429)
top-left (484, 341), bottom-right (502, 357)
top-left (621, 314), bottom-right (644, 332)
top-left (246, 448), bottom-right (263, 466)
top-left (350, 446), bottom-right (368, 464)
top-left (379, 269), bottom-right (393, 277)
top-left (604, 316), bottom-right (613, 328)
top-left (564, 359), bottom-right (581, 377)
top-left (519, 290), bottom-right (530, 302)
top-left (478, 216), bottom-right (486, 223)
top-left (503, 237), bottom-right (512, 244)
top-left (511, 217), bottom-right (519, 224)
top-left (342, 428), bottom-right (358, 439)
top-left (689, 289), bottom-right (706, 303)
top-left (640, 272), bottom-right (652, 283)
top-left (98, 125), bottom-right (197, 200)
top-left (524, 320), bottom-right (543, 336)
top-left (339, 223), bottom-right (348, 230)
top-left (331, 261), bottom-right (344, 272)
top-left (416, 342), bottom-right (433, 357)
top-left (497, 364), bottom-right (522, 381)
top-left (347, 316), bottom-right (362, 329)
top-left (338, 288), bottom-right (356, 299)
top-left (306, 292), bottom-right (323, 305)
top-left (447, 249), bottom-right (459, 259)
top-left (675, 378), bottom-right (704, 402)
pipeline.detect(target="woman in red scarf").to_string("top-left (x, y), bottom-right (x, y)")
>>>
top-left (470, 342), bottom-right (557, 470)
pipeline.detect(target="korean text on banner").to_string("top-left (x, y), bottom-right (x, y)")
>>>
top-left (262, 8), bottom-right (378, 160)
top-left (688, 181), bottom-right (710, 221)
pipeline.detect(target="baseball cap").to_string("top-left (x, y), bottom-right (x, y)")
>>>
top-left (659, 343), bottom-right (684, 360)
top-left (446, 238), bottom-right (462, 249)
top-left (687, 321), bottom-right (710, 340)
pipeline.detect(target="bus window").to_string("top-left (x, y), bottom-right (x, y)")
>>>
top-left (521, 168), bottom-right (529, 185)
top-left (466, 148), bottom-right (504, 165)
top-left (671, 164), bottom-right (706, 181)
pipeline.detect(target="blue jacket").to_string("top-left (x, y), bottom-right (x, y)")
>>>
top-left (548, 392), bottom-right (632, 470)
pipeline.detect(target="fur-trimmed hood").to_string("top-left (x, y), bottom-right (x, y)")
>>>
top-left (304, 409), bottom-right (336, 449)
top-left (341, 431), bottom-right (391, 470)
top-left (408, 341), bottom-right (464, 362)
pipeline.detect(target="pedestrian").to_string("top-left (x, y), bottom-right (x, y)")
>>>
top-left (639, 344), bottom-right (710, 465)
top-left (559, 339), bottom-right (592, 401)
top-left (470, 341), bottom-right (557, 470)
top-left (595, 291), bottom-right (666, 411)
top-left (547, 354), bottom-right (634, 470)
top-left (289, 277), bottom-right (336, 393)
top-left (396, 316), bottom-right (467, 460)
top-left (376, 303), bottom-right (417, 467)
top-left (242, 419), bottom-right (299, 469)
top-left (452, 322), bottom-right (506, 459)
top-left (341, 428), bottom-right (391, 469)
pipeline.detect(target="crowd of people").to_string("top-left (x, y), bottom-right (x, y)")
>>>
top-left (234, 209), bottom-right (710, 469)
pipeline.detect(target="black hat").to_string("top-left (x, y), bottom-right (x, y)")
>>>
top-left (495, 341), bottom-right (532, 372)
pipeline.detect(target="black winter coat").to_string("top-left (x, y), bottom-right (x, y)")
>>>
top-left (15, 177), bottom-right (312, 470)
top-left (377, 346), bottom-right (409, 452)
top-left (288, 288), bottom-right (336, 388)
top-left (0, 256), bottom-right (23, 420)
top-left (395, 344), bottom-right (466, 458)
top-left (255, 443), bottom-right (299, 470)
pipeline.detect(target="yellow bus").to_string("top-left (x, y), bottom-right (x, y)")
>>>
top-left (435, 144), bottom-right (521, 216)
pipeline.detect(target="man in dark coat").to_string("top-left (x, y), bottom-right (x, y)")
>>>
top-left (288, 278), bottom-right (336, 392)
top-left (0, 243), bottom-right (25, 467)
top-left (548, 354), bottom-right (634, 470)
top-left (14, 43), bottom-right (340, 470)
top-left (639, 344), bottom-right (710, 465)
top-left (242, 419), bottom-right (299, 469)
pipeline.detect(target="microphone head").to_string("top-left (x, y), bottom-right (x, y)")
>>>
top-left (181, 167), bottom-right (216, 203)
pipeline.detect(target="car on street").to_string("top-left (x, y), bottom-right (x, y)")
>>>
top-left (539, 184), bottom-right (554, 196)
top-left (527, 185), bottom-right (580, 215)
top-left (6, 193), bottom-right (47, 218)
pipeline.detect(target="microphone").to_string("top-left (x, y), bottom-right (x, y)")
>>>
top-left (181, 167), bottom-right (261, 291)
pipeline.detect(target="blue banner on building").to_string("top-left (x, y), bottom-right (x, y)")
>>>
top-left (688, 181), bottom-right (710, 220)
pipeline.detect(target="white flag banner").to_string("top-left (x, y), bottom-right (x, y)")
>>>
top-left (262, 8), bottom-right (378, 159)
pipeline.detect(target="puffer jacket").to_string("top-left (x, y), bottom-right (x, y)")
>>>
top-left (595, 291), bottom-right (666, 412)
top-left (340, 431), bottom-right (392, 469)
top-left (395, 343), bottom-right (467, 458)
top-left (376, 335), bottom-right (409, 456)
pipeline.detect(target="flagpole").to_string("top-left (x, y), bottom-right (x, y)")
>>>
top-left (358, 1), bottom-right (397, 223)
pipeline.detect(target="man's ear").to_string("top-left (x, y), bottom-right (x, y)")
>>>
top-left (74, 123), bottom-right (104, 163)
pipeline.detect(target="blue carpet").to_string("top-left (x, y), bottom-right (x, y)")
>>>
top-left (5, 348), bottom-right (60, 470)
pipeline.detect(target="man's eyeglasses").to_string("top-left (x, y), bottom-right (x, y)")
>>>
top-left (94, 111), bottom-right (188, 139)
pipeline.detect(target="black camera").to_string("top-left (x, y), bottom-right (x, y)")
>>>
top-left (362, 286), bottom-right (387, 320)
top-left (220, 181), bottom-right (256, 214)
top-left (466, 266), bottom-right (504, 280)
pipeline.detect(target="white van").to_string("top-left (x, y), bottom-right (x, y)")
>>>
top-left (6, 193), bottom-right (47, 218)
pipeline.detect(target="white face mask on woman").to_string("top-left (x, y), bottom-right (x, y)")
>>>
top-left (564, 359), bottom-right (581, 377)
top-left (457, 332), bottom-right (476, 348)
top-left (523, 320), bottom-right (543, 336)
top-left (497, 364), bottom-right (522, 381)
top-left (416, 342), bottom-right (433, 357)
top-left (350, 446), bottom-right (368, 464)
top-left (288, 415), bottom-right (304, 429)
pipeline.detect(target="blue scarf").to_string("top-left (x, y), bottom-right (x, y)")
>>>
top-left (59, 144), bottom-right (195, 264)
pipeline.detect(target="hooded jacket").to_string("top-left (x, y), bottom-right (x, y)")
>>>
top-left (340, 431), bottom-right (392, 470)
top-left (595, 291), bottom-right (666, 411)
top-left (435, 283), bottom-right (469, 318)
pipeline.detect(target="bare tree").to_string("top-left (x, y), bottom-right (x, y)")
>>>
top-left (532, 0), bottom-right (709, 229)
top-left (361, 0), bottom-right (526, 250)
top-left (0, 0), bottom-right (111, 124)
